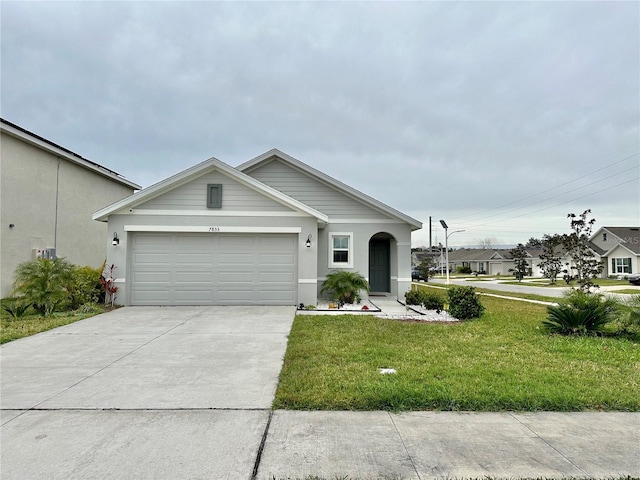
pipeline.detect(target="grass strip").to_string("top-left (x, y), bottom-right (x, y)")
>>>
top-left (274, 295), bottom-right (639, 412)
top-left (1, 309), bottom-right (105, 344)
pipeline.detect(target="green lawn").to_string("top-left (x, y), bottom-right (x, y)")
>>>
top-left (0, 307), bottom-right (106, 344)
top-left (274, 291), bottom-right (640, 412)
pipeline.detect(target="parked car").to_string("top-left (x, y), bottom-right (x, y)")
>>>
top-left (411, 267), bottom-right (425, 281)
top-left (629, 273), bottom-right (640, 286)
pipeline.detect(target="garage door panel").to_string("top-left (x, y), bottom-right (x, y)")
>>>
top-left (260, 253), bottom-right (295, 265)
top-left (218, 271), bottom-right (254, 283)
top-left (259, 272), bottom-right (295, 282)
top-left (219, 236), bottom-right (255, 248)
top-left (130, 233), bottom-right (296, 306)
top-left (134, 253), bottom-right (172, 265)
top-left (176, 253), bottom-right (213, 264)
top-left (219, 253), bottom-right (255, 265)
top-left (134, 234), bottom-right (173, 247)
top-left (174, 290), bottom-right (214, 303)
top-left (132, 271), bottom-right (172, 283)
top-left (175, 271), bottom-right (214, 283)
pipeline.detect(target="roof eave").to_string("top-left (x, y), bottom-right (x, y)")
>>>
top-left (1, 119), bottom-right (141, 190)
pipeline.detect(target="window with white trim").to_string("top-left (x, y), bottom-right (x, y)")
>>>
top-left (612, 258), bottom-right (632, 274)
top-left (329, 233), bottom-right (353, 268)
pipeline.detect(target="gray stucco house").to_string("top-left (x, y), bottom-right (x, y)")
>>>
top-left (0, 118), bottom-right (141, 298)
top-left (93, 149), bottom-right (422, 306)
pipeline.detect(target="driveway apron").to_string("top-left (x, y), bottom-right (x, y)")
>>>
top-left (0, 306), bottom-right (295, 480)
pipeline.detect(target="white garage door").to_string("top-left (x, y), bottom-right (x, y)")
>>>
top-left (129, 233), bottom-right (297, 306)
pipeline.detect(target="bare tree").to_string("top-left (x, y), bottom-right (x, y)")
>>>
top-left (478, 237), bottom-right (497, 249)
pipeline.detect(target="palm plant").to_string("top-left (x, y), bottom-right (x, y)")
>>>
top-left (543, 289), bottom-right (619, 335)
top-left (12, 258), bottom-right (74, 315)
top-left (320, 270), bottom-right (370, 305)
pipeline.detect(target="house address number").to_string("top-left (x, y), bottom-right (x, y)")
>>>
top-left (208, 227), bottom-right (221, 232)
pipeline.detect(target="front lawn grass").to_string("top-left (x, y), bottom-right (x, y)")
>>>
top-left (274, 293), bottom-right (640, 412)
top-left (0, 308), bottom-right (106, 344)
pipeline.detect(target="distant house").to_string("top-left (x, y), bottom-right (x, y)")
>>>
top-left (0, 119), bottom-right (140, 297)
top-left (589, 227), bottom-right (639, 277)
top-left (446, 247), bottom-right (543, 276)
top-left (92, 149), bottom-right (422, 306)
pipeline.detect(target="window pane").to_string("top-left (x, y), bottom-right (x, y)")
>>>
top-left (333, 236), bottom-right (349, 249)
top-left (333, 250), bottom-right (349, 263)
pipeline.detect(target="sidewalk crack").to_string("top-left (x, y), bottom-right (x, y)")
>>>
top-left (388, 412), bottom-right (422, 480)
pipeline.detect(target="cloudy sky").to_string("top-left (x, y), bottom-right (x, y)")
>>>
top-left (2, 1), bottom-right (638, 248)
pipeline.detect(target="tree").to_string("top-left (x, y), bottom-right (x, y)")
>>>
top-left (416, 256), bottom-right (436, 282)
top-left (526, 237), bottom-right (544, 248)
top-left (508, 243), bottom-right (530, 281)
top-left (537, 234), bottom-right (564, 284)
top-left (478, 238), bottom-right (497, 249)
top-left (561, 209), bottom-right (604, 291)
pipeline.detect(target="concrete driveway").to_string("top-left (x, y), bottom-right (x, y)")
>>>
top-left (0, 306), bottom-right (295, 480)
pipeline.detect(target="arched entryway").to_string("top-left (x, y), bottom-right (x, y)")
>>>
top-left (369, 233), bottom-right (394, 293)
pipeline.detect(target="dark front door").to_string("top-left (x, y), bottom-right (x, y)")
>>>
top-left (369, 239), bottom-right (390, 292)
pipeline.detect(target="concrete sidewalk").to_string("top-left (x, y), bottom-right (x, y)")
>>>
top-left (257, 411), bottom-right (640, 479)
top-left (2, 305), bottom-right (639, 479)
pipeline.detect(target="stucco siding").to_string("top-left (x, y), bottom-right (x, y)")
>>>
top-left (245, 158), bottom-right (391, 219)
top-left (316, 222), bottom-right (413, 301)
top-left (1, 132), bottom-right (135, 297)
top-left (136, 171), bottom-right (290, 212)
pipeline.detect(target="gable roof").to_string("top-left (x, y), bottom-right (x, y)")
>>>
top-left (593, 227), bottom-right (640, 255)
top-left (92, 156), bottom-right (329, 223)
top-left (1, 118), bottom-right (141, 190)
top-left (238, 149), bottom-right (422, 231)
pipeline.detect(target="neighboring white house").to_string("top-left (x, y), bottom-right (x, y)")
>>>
top-left (0, 119), bottom-right (141, 298)
top-left (590, 226), bottom-right (640, 278)
top-left (445, 247), bottom-right (544, 277)
top-left (92, 149), bottom-right (422, 306)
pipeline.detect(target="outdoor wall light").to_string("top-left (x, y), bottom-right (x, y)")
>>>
top-left (112, 233), bottom-right (120, 246)
top-left (306, 234), bottom-right (312, 248)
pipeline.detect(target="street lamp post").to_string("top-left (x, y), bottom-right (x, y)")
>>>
top-left (439, 220), bottom-right (465, 285)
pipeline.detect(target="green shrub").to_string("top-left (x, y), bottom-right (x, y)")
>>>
top-left (68, 265), bottom-right (103, 309)
top-left (77, 303), bottom-right (104, 315)
top-left (12, 258), bottom-right (74, 316)
top-left (610, 294), bottom-right (640, 336)
top-left (421, 292), bottom-right (444, 313)
top-left (543, 289), bottom-right (619, 336)
top-left (456, 266), bottom-right (472, 274)
top-left (320, 271), bottom-right (370, 305)
top-left (1, 297), bottom-right (31, 319)
top-left (404, 289), bottom-right (423, 306)
top-left (447, 286), bottom-right (484, 319)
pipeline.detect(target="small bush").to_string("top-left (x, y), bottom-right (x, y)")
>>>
top-left (404, 289), bottom-right (423, 306)
top-left (405, 289), bottom-right (445, 312)
top-left (543, 289), bottom-right (619, 336)
top-left (421, 292), bottom-right (444, 313)
top-left (77, 303), bottom-right (104, 315)
top-left (610, 294), bottom-right (640, 336)
top-left (456, 266), bottom-right (472, 274)
top-left (447, 286), bottom-right (484, 319)
top-left (1, 297), bottom-right (31, 319)
top-left (68, 266), bottom-right (104, 309)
